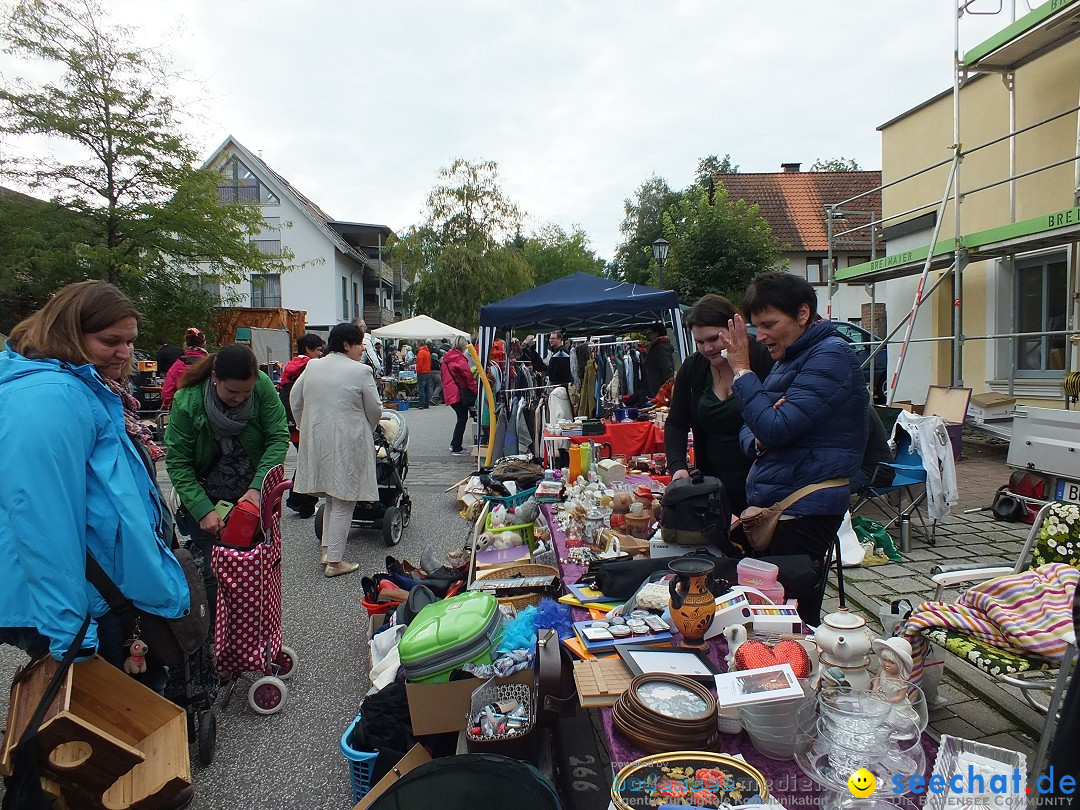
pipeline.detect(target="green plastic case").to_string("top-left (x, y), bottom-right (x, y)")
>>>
top-left (398, 591), bottom-right (503, 683)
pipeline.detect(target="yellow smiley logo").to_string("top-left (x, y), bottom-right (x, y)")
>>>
top-left (847, 768), bottom-right (877, 798)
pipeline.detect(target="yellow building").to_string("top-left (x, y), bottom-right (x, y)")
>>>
top-left (837, 0), bottom-right (1080, 409)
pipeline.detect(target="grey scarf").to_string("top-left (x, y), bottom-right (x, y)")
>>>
top-left (203, 378), bottom-right (254, 452)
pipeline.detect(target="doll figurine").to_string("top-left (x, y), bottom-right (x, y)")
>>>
top-left (871, 637), bottom-right (914, 701)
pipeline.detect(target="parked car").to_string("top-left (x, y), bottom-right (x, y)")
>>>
top-left (745, 320), bottom-right (887, 404)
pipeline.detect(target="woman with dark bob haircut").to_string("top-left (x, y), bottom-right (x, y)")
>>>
top-left (665, 294), bottom-right (772, 519)
top-left (0, 281), bottom-right (190, 691)
top-left (719, 271), bottom-right (868, 625)
top-left (290, 322), bottom-right (383, 576)
top-left (165, 342), bottom-right (290, 621)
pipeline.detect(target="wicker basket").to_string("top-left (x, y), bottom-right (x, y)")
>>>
top-left (474, 563), bottom-right (560, 610)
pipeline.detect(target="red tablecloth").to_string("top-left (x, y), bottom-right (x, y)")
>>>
top-left (559, 420), bottom-right (664, 458)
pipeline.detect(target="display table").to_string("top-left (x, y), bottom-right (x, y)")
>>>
top-left (543, 420), bottom-right (664, 466)
top-left (542, 500), bottom-right (936, 806)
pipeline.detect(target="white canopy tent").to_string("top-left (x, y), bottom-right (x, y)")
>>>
top-left (370, 314), bottom-right (469, 341)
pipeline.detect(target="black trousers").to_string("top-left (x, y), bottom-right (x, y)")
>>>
top-left (759, 514), bottom-right (843, 627)
top-left (450, 402), bottom-right (470, 451)
top-left (285, 439), bottom-right (317, 515)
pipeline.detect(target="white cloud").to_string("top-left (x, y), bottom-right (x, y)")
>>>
top-left (3, 0), bottom-right (1010, 260)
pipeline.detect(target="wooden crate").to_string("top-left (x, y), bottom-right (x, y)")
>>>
top-left (0, 655), bottom-right (190, 809)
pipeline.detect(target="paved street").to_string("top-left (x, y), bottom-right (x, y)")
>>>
top-left (0, 404), bottom-right (477, 810)
top-left (0, 413), bottom-right (1050, 808)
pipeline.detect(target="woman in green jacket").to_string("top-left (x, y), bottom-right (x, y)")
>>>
top-left (164, 343), bottom-right (289, 625)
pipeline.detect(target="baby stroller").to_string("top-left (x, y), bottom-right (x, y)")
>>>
top-left (213, 464), bottom-right (299, 715)
top-left (314, 409), bottom-right (412, 546)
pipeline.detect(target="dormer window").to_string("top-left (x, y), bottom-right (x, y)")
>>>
top-left (218, 155), bottom-right (279, 205)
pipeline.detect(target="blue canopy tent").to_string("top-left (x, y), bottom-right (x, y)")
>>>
top-left (477, 273), bottom-right (689, 362)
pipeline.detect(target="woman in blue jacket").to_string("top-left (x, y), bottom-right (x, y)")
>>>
top-left (0, 281), bottom-right (190, 686)
top-left (722, 272), bottom-right (868, 621)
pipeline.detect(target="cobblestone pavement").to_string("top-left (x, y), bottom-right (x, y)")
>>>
top-left (834, 427), bottom-right (1043, 763)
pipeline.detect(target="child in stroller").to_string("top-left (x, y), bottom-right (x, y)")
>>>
top-left (314, 409), bottom-right (412, 546)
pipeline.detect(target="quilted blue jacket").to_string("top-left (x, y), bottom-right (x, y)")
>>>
top-left (733, 320), bottom-right (868, 516)
top-left (0, 346), bottom-right (189, 660)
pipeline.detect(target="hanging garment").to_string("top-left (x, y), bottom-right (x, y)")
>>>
top-left (580, 358), bottom-right (598, 418)
top-left (891, 411), bottom-right (959, 521)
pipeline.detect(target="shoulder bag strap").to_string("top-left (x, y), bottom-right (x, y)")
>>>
top-left (774, 478), bottom-right (850, 511)
top-left (85, 552), bottom-right (135, 616)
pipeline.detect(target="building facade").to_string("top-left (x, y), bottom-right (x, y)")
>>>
top-left (203, 136), bottom-right (402, 331)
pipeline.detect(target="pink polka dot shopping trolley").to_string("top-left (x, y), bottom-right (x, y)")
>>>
top-left (211, 463), bottom-right (299, 714)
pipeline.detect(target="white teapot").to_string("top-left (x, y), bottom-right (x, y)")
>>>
top-left (814, 609), bottom-right (873, 664)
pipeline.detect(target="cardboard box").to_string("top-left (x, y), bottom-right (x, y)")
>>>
top-left (924, 385), bottom-right (971, 462)
top-left (352, 744), bottom-right (431, 810)
top-left (968, 392), bottom-right (1015, 423)
top-left (405, 668), bottom-right (535, 735)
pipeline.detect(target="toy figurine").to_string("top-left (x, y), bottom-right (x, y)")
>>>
top-left (871, 637), bottom-right (914, 701)
top-left (722, 625), bottom-right (747, 672)
top-left (123, 639), bottom-right (149, 674)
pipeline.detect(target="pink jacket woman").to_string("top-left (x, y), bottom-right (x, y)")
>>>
top-left (440, 346), bottom-right (476, 406)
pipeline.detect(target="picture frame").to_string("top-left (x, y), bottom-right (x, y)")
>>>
top-left (616, 645), bottom-right (722, 683)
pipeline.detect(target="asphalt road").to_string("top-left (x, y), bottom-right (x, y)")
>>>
top-left (0, 404), bottom-right (479, 810)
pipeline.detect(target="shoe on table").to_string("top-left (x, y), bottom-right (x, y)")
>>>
top-left (325, 561), bottom-right (360, 578)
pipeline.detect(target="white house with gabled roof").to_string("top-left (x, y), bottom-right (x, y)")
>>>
top-left (202, 135), bottom-right (402, 330)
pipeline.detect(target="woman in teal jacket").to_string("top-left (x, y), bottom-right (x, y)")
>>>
top-left (0, 281), bottom-right (190, 681)
top-left (164, 343), bottom-right (289, 623)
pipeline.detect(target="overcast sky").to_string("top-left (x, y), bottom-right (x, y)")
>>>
top-left (4, 0), bottom-right (1012, 262)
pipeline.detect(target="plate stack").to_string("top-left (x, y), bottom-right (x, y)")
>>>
top-left (612, 673), bottom-right (717, 754)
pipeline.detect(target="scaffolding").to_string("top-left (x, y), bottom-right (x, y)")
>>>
top-left (825, 0), bottom-right (1080, 408)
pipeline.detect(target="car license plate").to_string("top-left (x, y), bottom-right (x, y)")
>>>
top-left (1056, 479), bottom-right (1080, 503)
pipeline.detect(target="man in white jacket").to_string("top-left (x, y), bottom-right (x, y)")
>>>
top-left (352, 318), bottom-right (383, 375)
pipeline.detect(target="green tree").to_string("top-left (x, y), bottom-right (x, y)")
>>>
top-left (691, 153), bottom-right (739, 190)
top-left (810, 156), bottom-right (861, 172)
top-left (519, 223), bottom-right (606, 286)
top-left (398, 158), bottom-right (532, 330)
top-left (662, 185), bottom-right (780, 303)
top-left (613, 175), bottom-right (679, 284)
top-left (0, 0), bottom-right (289, 338)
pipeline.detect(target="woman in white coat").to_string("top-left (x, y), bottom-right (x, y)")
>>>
top-left (291, 322), bottom-right (383, 577)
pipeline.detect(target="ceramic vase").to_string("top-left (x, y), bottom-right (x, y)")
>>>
top-left (667, 557), bottom-right (716, 650)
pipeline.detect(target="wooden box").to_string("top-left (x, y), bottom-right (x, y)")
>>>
top-left (0, 655), bottom-right (190, 809)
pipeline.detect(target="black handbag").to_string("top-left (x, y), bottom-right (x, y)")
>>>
top-left (659, 472), bottom-right (731, 546)
top-left (86, 549), bottom-right (210, 668)
top-left (991, 486), bottom-right (1025, 522)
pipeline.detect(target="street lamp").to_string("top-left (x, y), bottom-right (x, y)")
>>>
top-left (652, 238), bottom-right (670, 288)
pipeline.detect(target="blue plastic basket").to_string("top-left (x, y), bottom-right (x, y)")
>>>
top-left (481, 486), bottom-right (538, 510)
top-left (340, 711), bottom-right (378, 804)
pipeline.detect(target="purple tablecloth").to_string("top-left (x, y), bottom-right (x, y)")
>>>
top-left (544, 501), bottom-right (937, 804)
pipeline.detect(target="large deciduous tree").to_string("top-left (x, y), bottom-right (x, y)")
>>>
top-left (0, 0), bottom-right (288, 337)
top-left (662, 186), bottom-right (779, 303)
top-left (613, 175), bottom-right (679, 285)
top-left (810, 156), bottom-right (861, 172)
top-left (399, 158), bottom-right (532, 331)
top-left (519, 223), bottom-right (607, 287)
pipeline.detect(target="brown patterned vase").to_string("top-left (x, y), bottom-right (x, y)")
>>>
top-left (667, 557), bottom-right (716, 650)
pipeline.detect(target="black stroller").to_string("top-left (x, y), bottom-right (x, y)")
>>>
top-left (314, 409), bottom-right (412, 546)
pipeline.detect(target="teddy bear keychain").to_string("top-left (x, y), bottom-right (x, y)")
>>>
top-left (124, 636), bottom-right (149, 674)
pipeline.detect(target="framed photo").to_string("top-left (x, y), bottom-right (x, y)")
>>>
top-left (713, 663), bottom-right (805, 707)
top-left (616, 645), bottom-right (721, 683)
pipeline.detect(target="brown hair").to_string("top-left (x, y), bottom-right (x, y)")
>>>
top-left (177, 343), bottom-right (258, 390)
top-left (684, 294), bottom-right (737, 329)
top-left (9, 280), bottom-right (140, 373)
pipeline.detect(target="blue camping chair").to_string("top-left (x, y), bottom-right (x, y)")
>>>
top-left (852, 426), bottom-right (936, 545)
